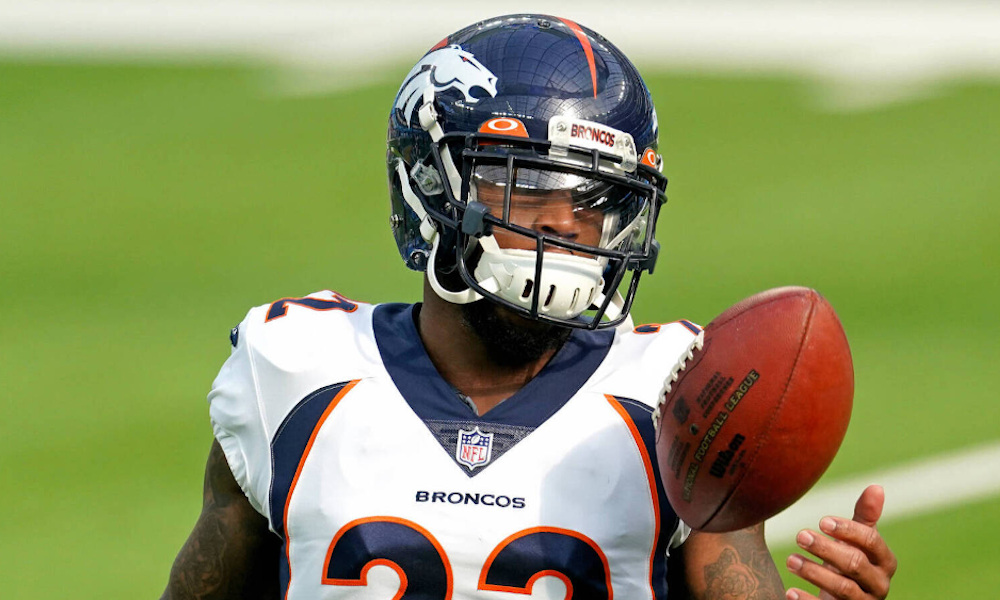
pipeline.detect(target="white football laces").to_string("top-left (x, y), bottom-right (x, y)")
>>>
top-left (651, 330), bottom-right (705, 434)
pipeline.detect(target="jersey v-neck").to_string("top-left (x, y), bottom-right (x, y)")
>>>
top-left (373, 303), bottom-right (614, 427)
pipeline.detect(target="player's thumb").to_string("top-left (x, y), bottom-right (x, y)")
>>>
top-left (853, 484), bottom-right (885, 527)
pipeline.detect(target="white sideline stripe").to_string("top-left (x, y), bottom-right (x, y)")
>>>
top-left (1, 1), bottom-right (1000, 108)
top-left (765, 441), bottom-right (1000, 546)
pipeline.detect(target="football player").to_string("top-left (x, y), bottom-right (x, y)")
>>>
top-left (163, 14), bottom-right (897, 600)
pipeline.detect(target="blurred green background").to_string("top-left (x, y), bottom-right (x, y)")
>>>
top-left (1, 45), bottom-right (998, 599)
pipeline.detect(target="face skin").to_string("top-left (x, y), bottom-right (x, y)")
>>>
top-left (473, 179), bottom-right (605, 254)
top-left (459, 179), bottom-right (607, 365)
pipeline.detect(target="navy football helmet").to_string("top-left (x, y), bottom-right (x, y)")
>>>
top-left (387, 14), bottom-right (667, 329)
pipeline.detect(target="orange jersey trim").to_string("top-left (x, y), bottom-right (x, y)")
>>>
top-left (606, 395), bottom-right (661, 600)
top-left (282, 379), bottom-right (360, 600)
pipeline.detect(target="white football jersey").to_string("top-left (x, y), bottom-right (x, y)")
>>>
top-left (209, 290), bottom-right (701, 600)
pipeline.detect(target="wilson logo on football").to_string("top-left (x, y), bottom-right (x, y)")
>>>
top-left (478, 117), bottom-right (529, 138)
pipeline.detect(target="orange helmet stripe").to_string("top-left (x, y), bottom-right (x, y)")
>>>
top-left (557, 17), bottom-right (598, 98)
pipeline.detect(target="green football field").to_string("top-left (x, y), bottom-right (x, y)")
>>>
top-left (1, 60), bottom-right (998, 598)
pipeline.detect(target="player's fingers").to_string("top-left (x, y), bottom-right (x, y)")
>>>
top-left (794, 530), bottom-right (890, 597)
top-left (819, 517), bottom-right (897, 574)
top-left (784, 587), bottom-right (820, 600)
top-left (851, 485), bottom-right (885, 528)
top-left (786, 553), bottom-right (869, 600)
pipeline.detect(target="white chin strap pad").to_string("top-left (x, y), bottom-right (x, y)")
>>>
top-left (426, 234), bottom-right (483, 305)
top-left (473, 236), bottom-right (605, 320)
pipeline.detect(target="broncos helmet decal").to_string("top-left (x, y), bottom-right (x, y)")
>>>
top-left (395, 45), bottom-right (499, 125)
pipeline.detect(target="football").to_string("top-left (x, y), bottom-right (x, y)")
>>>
top-left (653, 287), bottom-right (853, 532)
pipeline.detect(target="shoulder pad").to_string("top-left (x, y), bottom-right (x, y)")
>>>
top-left (208, 291), bottom-right (378, 521)
top-left (590, 320), bottom-right (703, 407)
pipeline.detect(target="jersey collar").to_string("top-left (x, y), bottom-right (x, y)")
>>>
top-left (373, 303), bottom-right (614, 427)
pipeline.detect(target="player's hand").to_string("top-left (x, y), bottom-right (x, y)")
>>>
top-left (784, 484), bottom-right (898, 600)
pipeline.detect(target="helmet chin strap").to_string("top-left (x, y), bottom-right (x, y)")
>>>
top-left (605, 289), bottom-right (628, 327)
top-left (419, 90), bottom-right (463, 200)
top-left (395, 161), bottom-right (438, 243)
top-left (398, 158), bottom-right (484, 305)
top-left (416, 90), bottom-right (493, 306)
top-left (426, 234), bottom-right (486, 305)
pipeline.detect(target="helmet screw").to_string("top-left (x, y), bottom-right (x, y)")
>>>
top-left (556, 122), bottom-right (567, 132)
top-left (389, 214), bottom-right (403, 228)
top-left (538, 19), bottom-right (551, 29)
top-left (409, 249), bottom-right (429, 269)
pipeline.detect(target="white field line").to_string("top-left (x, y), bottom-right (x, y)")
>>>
top-left (2, 1), bottom-right (1000, 108)
top-left (765, 440), bottom-right (1000, 546)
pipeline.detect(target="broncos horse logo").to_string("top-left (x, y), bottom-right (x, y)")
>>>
top-left (395, 45), bottom-right (499, 125)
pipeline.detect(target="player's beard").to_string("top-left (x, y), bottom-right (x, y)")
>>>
top-left (460, 300), bottom-right (572, 367)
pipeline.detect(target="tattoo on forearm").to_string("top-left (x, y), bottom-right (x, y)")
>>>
top-left (166, 444), bottom-right (232, 599)
top-left (170, 514), bottom-right (228, 597)
top-left (702, 525), bottom-right (784, 600)
top-left (164, 443), bottom-right (272, 600)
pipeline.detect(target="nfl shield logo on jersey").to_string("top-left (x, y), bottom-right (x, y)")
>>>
top-left (456, 427), bottom-right (494, 470)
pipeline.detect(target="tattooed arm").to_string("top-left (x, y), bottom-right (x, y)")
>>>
top-left (162, 440), bottom-right (281, 599)
top-left (668, 523), bottom-right (785, 600)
